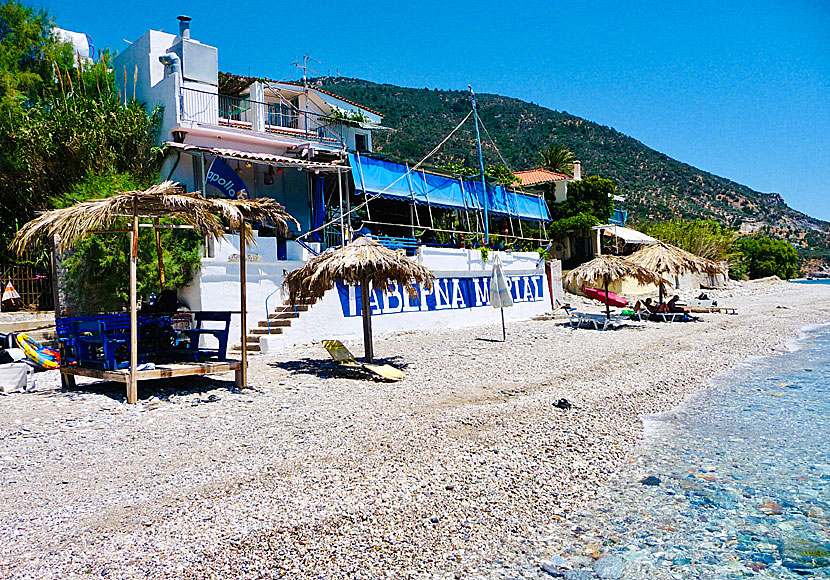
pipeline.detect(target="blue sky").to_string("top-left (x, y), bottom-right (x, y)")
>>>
top-left (41, 0), bottom-right (829, 220)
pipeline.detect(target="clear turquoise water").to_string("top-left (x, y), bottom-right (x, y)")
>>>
top-left (567, 325), bottom-right (830, 578)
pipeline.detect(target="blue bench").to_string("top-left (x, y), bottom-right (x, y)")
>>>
top-left (180, 311), bottom-right (231, 361)
top-left (370, 235), bottom-right (419, 255)
top-left (56, 311), bottom-right (233, 370)
top-left (57, 314), bottom-right (155, 371)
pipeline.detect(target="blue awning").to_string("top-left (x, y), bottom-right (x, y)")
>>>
top-left (349, 153), bottom-right (550, 222)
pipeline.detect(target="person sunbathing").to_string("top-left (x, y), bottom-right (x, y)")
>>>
top-left (667, 295), bottom-right (686, 314)
top-left (633, 298), bottom-right (656, 313)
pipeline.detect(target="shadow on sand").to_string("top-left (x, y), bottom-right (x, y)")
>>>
top-left (269, 356), bottom-right (408, 381)
top-left (54, 374), bottom-right (240, 403)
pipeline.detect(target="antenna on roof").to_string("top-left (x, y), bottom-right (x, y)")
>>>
top-left (292, 55), bottom-right (321, 144)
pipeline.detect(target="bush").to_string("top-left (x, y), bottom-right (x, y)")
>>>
top-left (638, 219), bottom-right (736, 262)
top-left (732, 235), bottom-right (800, 280)
top-left (61, 173), bottom-right (202, 313)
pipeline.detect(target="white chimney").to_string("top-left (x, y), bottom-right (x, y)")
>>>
top-left (573, 160), bottom-right (582, 181)
top-left (177, 15), bottom-right (191, 39)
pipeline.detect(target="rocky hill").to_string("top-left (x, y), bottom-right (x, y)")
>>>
top-left (314, 77), bottom-right (830, 260)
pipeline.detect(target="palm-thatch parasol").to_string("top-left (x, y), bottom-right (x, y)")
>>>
top-left (564, 254), bottom-right (668, 319)
top-left (11, 181), bottom-right (298, 254)
top-left (627, 241), bottom-right (725, 303)
top-left (283, 237), bottom-right (435, 362)
top-left (11, 181), bottom-right (298, 403)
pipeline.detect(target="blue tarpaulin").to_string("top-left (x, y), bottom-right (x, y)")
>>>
top-left (348, 153), bottom-right (550, 222)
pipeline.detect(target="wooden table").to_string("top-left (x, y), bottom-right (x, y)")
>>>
top-left (60, 360), bottom-right (243, 399)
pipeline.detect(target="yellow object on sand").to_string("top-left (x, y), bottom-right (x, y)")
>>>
top-left (322, 340), bottom-right (405, 381)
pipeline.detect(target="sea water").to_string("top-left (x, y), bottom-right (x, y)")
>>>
top-left (561, 325), bottom-right (830, 579)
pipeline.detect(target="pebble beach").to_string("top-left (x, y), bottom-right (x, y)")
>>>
top-left (1, 278), bottom-right (829, 579)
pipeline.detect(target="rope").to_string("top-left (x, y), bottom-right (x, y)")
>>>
top-left (478, 116), bottom-right (516, 176)
top-left (298, 110), bottom-right (472, 242)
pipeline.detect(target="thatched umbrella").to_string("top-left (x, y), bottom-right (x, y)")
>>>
top-left (564, 254), bottom-right (668, 319)
top-left (283, 237), bottom-right (435, 362)
top-left (11, 181), bottom-right (298, 254)
top-left (627, 241), bottom-right (725, 303)
top-left (11, 181), bottom-right (298, 402)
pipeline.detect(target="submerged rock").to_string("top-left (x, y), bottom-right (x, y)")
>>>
top-left (639, 476), bottom-right (661, 486)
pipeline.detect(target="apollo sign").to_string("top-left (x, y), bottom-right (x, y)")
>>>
top-left (336, 274), bottom-right (545, 317)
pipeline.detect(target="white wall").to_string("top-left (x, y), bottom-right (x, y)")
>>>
top-left (181, 243), bottom-right (553, 355)
top-left (180, 233), bottom-right (320, 349)
top-left (266, 247), bottom-right (550, 354)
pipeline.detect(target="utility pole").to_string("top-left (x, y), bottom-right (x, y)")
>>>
top-left (469, 85), bottom-right (489, 245)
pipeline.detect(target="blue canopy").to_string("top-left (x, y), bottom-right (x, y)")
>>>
top-left (349, 153), bottom-right (550, 222)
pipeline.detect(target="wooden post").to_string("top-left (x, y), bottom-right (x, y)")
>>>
top-left (127, 208), bottom-right (139, 404)
top-left (604, 276), bottom-right (611, 320)
top-left (239, 222), bottom-right (248, 388)
top-left (50, 235), bottom-right (61, 317)
top-left (153, 218), bottom-right (166, 289)
top-left (360, 276), bottom-right (374, 363)
top-left (337, 169), bottom-right (346, 246)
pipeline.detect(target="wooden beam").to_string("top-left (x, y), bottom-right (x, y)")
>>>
top-left (154, 218), bottom-right (166, 289)
top-left (127, 209), bottom-right (138, 404)
top-left (239, 223), bottom-right (248, 389)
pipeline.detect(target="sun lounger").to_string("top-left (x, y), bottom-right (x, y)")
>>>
top-left (685, 298), bottom-right (737, 315)
top-left (322, 340), bottom-right (405, 381)
top-left (564, 308), bottom-right (627, 330)
top-left (687, 305), bottom-right (738, 314)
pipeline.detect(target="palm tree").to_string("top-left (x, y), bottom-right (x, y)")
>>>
top-left (539, 144), bottom-right (577, 177)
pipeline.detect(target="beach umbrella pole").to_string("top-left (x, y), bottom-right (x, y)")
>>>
top-left (500, 308), bottom-right (506, 341)
top-left (361, 277), bottom-right (374, 362)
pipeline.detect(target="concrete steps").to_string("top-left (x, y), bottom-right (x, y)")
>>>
top-left (231, 299), bottom-right (317, 352)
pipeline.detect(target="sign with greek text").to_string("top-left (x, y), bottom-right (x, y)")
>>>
top-left (335, 275), bottom-right (545, 317)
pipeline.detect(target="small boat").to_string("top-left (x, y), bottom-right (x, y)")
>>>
top-left (582, 287), bottom-right (627, 308)
top-left (16, 332), bottom-right (60, 370)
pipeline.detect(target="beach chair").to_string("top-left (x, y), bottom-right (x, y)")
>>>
top-left (563, 306), bottom-right (626, 331)
top-left (322, 340), bottom-right (405, 381)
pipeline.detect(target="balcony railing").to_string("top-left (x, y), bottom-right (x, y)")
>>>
top-left (609, 208), bottom-right (627, 226)
top-left (180, 87), bottom-right (345, 148)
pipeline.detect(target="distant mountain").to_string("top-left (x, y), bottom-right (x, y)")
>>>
top-left (314, 77), bottom-right (830, 260)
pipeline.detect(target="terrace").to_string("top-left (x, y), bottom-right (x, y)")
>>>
top-left (180, 87), bottom-right (347, 149)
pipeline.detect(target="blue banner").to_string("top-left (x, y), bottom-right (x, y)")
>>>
top-left (206, 157), bottom-right (249, 200)
top-left (336, 274), bottom-right (545, 317)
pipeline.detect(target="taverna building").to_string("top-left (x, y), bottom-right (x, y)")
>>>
top-left (114, 17), bottom-right (560, 353)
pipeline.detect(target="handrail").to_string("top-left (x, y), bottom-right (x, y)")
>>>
top-left (294, 238), bottom-right (321, 257)
top-left (180, 87), bottom-right (345, 148)
top-left (264, 287), bottom-right (281, 334)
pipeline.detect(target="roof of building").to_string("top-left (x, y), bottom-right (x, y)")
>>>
top-left (592, 225), bottom-right (657, 245)
top-left (514, 169), bottom-right (571, 186)
top-left (166, 142), bottom-right (348, 172)
top-left (284, 81), bottom-right (385, 118)
top-left (219, 73), bottom-right (385, 118)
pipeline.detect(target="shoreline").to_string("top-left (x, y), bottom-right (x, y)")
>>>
top-left (1, 279), bottom-right (830, 578)
top-left (506, 314), bottom-right (830, 579)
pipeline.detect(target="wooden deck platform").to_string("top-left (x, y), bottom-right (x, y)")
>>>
top-left (60, 360), bottom-right (243, 399)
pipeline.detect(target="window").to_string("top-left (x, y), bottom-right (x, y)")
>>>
top-left (355, 133), bottom-right (368, 152)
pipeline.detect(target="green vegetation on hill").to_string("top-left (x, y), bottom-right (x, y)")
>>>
top-left (314, 77), bottom-right (830, 262)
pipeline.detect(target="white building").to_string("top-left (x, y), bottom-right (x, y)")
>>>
top-left (115, 17), bottom-right (554, 354)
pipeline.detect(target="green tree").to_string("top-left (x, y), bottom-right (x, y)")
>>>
top-left (0, 0), bottom-right (73, 112)
top-left (638, 219), bottom-right (737, 262)
top-left (0, 2), bottom-right (200, 313)
top-left (539, 144), bottom-right (576, 177)
top-left (549, 175), bottom-right (614, 222)
top-left (438, 160), bottom-right (519, 186)
top-left (732, 235), bottom-right (800, 280)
